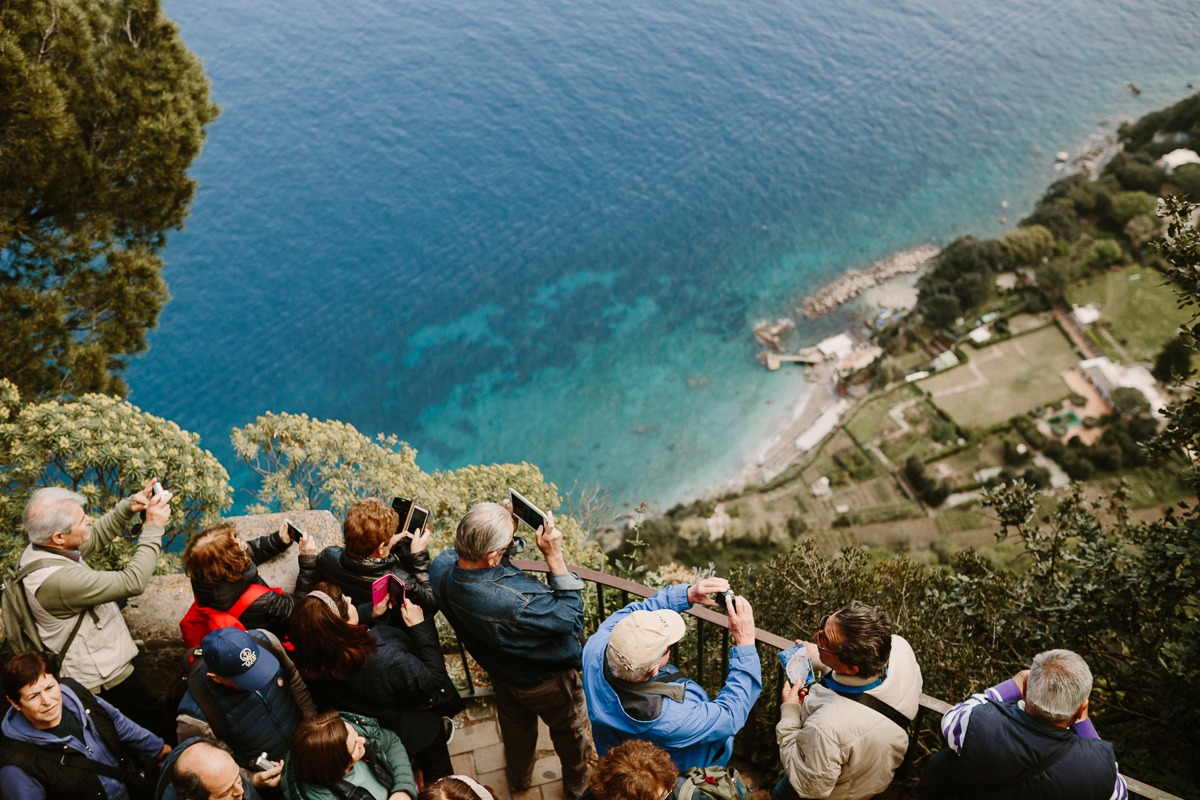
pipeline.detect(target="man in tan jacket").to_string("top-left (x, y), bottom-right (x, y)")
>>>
top-left (18, 482), bottom-right (172, 737)
top-left (774, 602), bottom-right (922, 800)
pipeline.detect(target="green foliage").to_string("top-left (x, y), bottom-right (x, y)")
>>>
top-left (1021, 199), bottom-right (1081, 242)
top-left (1105, 151), bottom-right (1168, 194)
top-left (1002, 437), bottom-right (1032, 466)
top-left (0, 0), bottom-right (219, 400)
top-left (1001, 225), bottom-right (1055, 265)
top-left (1120, 91), bottom-right (1200, 154)
top-left (916, 237), bottom-right (1003, 324)
top-left (1152, 337), bottom-right (1193, 383)
top-left (1034, 259), bottom-right (1078, 303)
top-left (1124, 214), bottom-right (1157, 248)
top-left (1092, 239), bottom-right (1123, 268)
top-left (1110, 386), bottom-right (1150, 416)
top-left (1110, 191), bottom-right (1159, 226)
top-left (1010, 415), bottom-right (1049, 449)
top-left (1173, 163), bottom-right (1200, 200)
top-left (230, 412), bottom-right (603, 568)
top-left (0, 380), bottom-right (230, 570)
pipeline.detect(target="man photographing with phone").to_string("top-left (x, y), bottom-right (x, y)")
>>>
top-left (582, 577), bottom-right (762, 771)
top-left (431, 498), bottom-right (596, 799)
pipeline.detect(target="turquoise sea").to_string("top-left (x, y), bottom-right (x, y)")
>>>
top-left (131, 0), bottom-right (1200, 513)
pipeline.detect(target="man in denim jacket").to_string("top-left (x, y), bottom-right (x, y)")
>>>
top-left (431, 502), bottom-right (595, 797)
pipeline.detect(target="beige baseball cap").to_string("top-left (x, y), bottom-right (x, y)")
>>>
top-left (608, 609), bottom-right (687, 671)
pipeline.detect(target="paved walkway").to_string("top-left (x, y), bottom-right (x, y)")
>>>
top-left (443, 696), bottom-right (775, 800)
top-left (447, 697), bottom-right (572, 800)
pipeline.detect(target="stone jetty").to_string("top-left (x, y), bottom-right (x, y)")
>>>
top-left (799, 244), bottom-right (941, 318)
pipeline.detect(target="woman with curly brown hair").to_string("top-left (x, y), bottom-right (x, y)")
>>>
top-left (288, 582), bottom-right (461, 782)
top-left (182, 519), bottom-right (318, 641)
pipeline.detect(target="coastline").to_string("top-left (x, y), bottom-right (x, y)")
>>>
top-left (799, 243), bottom-right (940, 318)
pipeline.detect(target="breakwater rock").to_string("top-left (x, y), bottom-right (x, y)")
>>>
top-left (800, 244), bottom-right (941, 318)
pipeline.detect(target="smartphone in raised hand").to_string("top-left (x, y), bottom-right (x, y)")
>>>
top-left (508, 488), bottom-right (547, 533)
top-left (285, 520), bottom-right (305, 544)
top-left (140, 478), bottom-right (164, 521)
top-left (391, 498), bottom-right (415, 533)
top-left (406, 504), bottom-right (429, 535)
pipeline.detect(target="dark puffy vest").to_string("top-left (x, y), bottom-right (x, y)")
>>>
top-left (0, 677), bottom-right (145, 800)
top-left (187, 670), bottom-right (303, 764)
top-left (943, 700), bottom-right (1118, 800)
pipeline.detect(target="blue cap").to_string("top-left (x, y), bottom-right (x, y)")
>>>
top-left (200, 628), bottom-right (279, 691)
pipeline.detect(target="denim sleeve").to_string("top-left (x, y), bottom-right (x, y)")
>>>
top-left (94, 692), bottom-right (165, 758)
top-left (514, 575), bottom-right (586, 645)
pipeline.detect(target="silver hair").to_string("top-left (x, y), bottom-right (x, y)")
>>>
top-left (23, 487), bottom-right (87, 545)
top-left (605, 644), bottom-right (667, 683)
top-left (454, 503), bottom-right (514, 561)
top-left (1026, 649), bottom-right (1092, 723)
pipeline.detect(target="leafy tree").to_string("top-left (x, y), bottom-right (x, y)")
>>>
top-left (1173, 163), bottom-right (1200, 200)
top-left (936, 236), bottom-right (1001, 280)
top-left (952, 271), bottom-right (991, 309)
top-left (1110, 386), bottom-right (1150, 416)
top-left (0, 0), bottom-right (219, 399)
top-left (921, 293), bottom-right (961, 328)
top-left (1002, 437), bottom-right (1032, 466)
top-left (1033, 259), bottom-right (1076, 303)
top-left (1153, 337), bottom-right (1193, 382)
top-left (231, 412), bottom-right (604, 569)
top-left (1109, 191), bottom-right (1159, 226)
top-left (0, 379), bottom-right (231, 571)
top-left (1021, 464), bottom-right (1051, 489)
top-left (1000, 225), bottom-right (1055, 265)
top-left (1106, 151), bottom-right (1168, 194)
top-left (1124, 214), bottom-right (1158, 247)
top-left (1092, 239), bottom-right (1123, 268)
top-left (1022, 198), bottom-right (1081, 241)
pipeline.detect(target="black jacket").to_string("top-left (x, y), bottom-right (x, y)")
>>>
top-left (315, 541), bottom-right (436, 611)
top-left (190, 531), bottom-right (316, 640)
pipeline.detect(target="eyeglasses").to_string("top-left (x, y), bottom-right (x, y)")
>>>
top-left (504, 536), bottom-right (526, 556)
top-left (815, 614), bottom-right (837, 658)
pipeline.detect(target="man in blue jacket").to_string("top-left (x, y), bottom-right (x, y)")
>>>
top-left (431, 501), bottom-right (595, 798)
top-left (931, 649), bottom-right (1128, 800)
top-left (582, 578), bottom-right (762, 770)
top-left (0, 651), bottom-right (170, 800)
top-left (176, 627), bottom-right (315, 781)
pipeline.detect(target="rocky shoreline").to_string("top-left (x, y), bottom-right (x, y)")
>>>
top-left (800, 243), bottom-right (941, 318)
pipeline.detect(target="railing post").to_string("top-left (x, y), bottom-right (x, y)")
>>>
top-left (597, 583), bottom-right (606, 622)
top-left (722, 627), bottom-right (730, 678)
top-left (697, 620), bottom-right (706, 684)
top-left (458, 640), bottom-right (475, 695)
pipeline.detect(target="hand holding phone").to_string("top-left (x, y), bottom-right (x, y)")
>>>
top-left (371, 574), bottom-right (407, 608)
top-left (508, 489), bottom-right (547, 533)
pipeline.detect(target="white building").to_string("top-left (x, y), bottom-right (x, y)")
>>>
top-left (1160, 148), bottom-right (1200, 173)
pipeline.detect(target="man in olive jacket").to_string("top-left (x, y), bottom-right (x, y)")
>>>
top-left (18, 482), bottom-right (172, 736)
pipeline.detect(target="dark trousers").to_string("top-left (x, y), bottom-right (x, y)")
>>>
top-left (772, 776), bottom-right (815, 800)
top-left (96, 668), bottom-right (173, 743)
top-left (493, 669), bottom-right (595, 796)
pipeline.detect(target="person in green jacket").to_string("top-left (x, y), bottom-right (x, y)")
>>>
top-left (18, 481), bottom-right (173, 737)
top-left (281, 711), bottom-right (416, 800)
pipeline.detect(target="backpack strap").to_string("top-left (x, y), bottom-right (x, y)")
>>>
top-left (820, 676), bottom-right (911, 734)
top-left (14, 559), bottom-right (88, 668)
top-left (185, 656), bottom-right (229, 741)
top-left (1003, 735), bottom-right (1075, 788)
top-left (0, 736), bottom-right (127, 780)
top-left (229, 583), bottom-right (279, 618)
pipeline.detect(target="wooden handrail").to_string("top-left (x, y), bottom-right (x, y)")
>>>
top-left (508, 560), bottom-right (1181, 800)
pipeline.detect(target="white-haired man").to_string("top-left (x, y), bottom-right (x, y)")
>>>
top-left (17, 482), bottom-right (172, 737)
top-left (927, 648), bottom-right (1128, 799)
top-left (430, 501), bottom-right (595, 798)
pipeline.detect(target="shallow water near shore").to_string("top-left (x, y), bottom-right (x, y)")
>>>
top-left (130, 0), bottom-right (1200, 513)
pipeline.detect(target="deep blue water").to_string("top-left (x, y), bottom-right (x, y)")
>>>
top-left (132, 0), bottom-right (1200, 513)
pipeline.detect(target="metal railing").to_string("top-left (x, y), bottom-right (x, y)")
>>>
top-left (447, 560), bottom-right (1180, 800)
